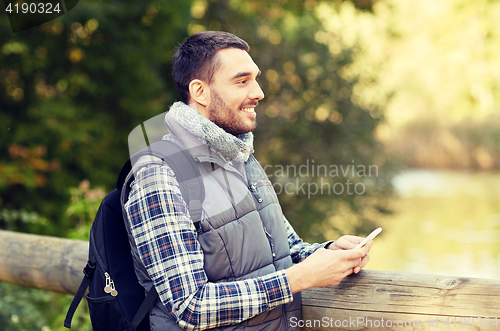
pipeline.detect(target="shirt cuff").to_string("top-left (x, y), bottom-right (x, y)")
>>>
top-left (260, 270), bottom-right (293, 309)
top-left (321, 240), bottom-right (335, 249)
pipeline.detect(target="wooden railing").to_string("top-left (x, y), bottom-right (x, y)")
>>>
top-left (0, 229), bottom-right (87, 294)
top-left (1, 229), bottom-right (499, 330)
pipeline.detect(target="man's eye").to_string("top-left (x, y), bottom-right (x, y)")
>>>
top-left (238, 79), bottom-right (247, 84)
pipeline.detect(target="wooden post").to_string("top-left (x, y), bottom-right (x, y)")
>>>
top-left (1, 229), bottom-right (500, 330)
top-left (0, 230), bottom-right (87, 294)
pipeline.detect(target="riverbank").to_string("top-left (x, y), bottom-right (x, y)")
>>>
top-left (379, 115), bottom-right (500, 171)
top-left (368, 169), bottom-right (500, 279)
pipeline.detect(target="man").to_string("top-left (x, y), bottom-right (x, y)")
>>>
top-left (124, 31), bottom-right (372, 331)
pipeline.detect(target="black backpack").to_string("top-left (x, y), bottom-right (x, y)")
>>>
top-left (64, 139), bottom-right (205, 331)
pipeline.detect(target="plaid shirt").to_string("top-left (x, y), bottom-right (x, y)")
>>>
top-left (125, 162), bottom-right (325, 331)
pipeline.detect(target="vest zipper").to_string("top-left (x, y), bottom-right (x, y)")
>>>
top-left (249, 179), bottom-right (272, 203)
top-left (249, 183), bottom-right (261, 202)
top-left (249, 181), bottom-right (277, 258)
top-left (263, 227), bottom-right (276, 258)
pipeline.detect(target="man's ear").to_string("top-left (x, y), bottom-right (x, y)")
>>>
top-left (188, 79), bottom-right (210, 107)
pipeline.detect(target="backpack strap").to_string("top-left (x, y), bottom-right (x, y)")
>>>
top-left (122, 139), bottom-right (205, 227)
top-left (130, 287), bottom-right (159, 329)
top-left (63, 256), bottom-right (96, 328)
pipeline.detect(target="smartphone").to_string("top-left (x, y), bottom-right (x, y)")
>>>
top-left (354, 227), bottom-right (382, 249)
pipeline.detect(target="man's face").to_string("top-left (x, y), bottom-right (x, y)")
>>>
top-left (207, 48), bottom-right (264, 135)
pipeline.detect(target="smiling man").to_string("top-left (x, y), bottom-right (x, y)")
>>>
top-left (124, 31), bottom-right (372, 331)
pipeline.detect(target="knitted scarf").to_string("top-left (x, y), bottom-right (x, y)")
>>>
top-left (167, 102), bottom-right (254, 162)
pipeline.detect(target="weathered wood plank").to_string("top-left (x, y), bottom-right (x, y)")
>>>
top-left (301, 270), bottom-right (500, 330)
top-left (302, 270), bottom-right (500, 316)
top-left (0, 230), bottom-right (87, 294)
top-left (300, 306), bottom-right (499, 331)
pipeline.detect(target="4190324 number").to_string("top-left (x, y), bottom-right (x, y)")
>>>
top-left (5, 2), bottom-right (61, 14)
top-left (443, 317), bottom-right (499, 328)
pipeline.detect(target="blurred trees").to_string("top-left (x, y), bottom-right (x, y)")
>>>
top-left (379, 0), bottom-right (500, 124)
top-left (375, 0), bottom-right (500, 170)
top-left (1, 0), bottom-right (393, 242)
top-left (0, 0), bottom-right (193, 236)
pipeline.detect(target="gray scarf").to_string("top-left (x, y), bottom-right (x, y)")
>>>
top-left (167, 102), bottom-right (254, 162)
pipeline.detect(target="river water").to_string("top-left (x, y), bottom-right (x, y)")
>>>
top-left (368, 169), bottom-right (500, 279)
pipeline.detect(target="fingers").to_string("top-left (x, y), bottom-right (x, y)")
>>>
top-left (333, 235), bottom-right (361, 250)
top-left (360, 253), bottom-right (370, 268)
top-left (343, 268), bottom-right (355, 278)
top-left (346, 246), bottom-right (371, 274)
top-left (312, 234), bottom-right (373, 284)
top-left (345, 235), bottom-right (364, 248)
top-left (333, 236), bottom-right (374, 252)
top-left (351, 251), bottom-right (371, 274)
top-left (343, 252), bottom-right (364, 271)
top-left (356, 239), bottom-right (373, 255)
top-left (345, 243), bottom-right (371, 259)
top-left (327, 249), bottom-right (361, 273)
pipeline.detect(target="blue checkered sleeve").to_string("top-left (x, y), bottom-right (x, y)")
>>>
top-left (124, 163), bottom-right (293, 331)
top-left (284, 216), bottom-right (333, 263)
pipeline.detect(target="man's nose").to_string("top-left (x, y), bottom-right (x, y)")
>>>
top-left (249, 80), bottom-right (265, 101)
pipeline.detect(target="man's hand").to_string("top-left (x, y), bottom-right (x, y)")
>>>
top-left (327, 235), bottom-right (372, 274)
top-left (327, 235), bottom-right (369, 251)
top-left (285, 237), bottom-right (372, 294)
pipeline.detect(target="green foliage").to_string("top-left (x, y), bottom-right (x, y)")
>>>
top-left (379, 0), bottom-right (500, 124)
top-left (0, 180), bottom-right (101, 330)
top-left (65, 179), bottom-right (105, 240)
top-left (373, 0), bottom-right (500, 169)
top-left (0, 282), bottom-right (92, 331)
top-left (0, 0), bottom-right (194, 236)
top-left (49, 293), bottom-right (92, 331)
top-left (0, 283), bottom-right (49, 331)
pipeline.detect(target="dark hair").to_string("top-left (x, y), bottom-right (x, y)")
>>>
top-left (172, 31), bottom-right (249, 104)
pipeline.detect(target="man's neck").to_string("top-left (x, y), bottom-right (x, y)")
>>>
top-left (188, 100), bottom-right (209, 119)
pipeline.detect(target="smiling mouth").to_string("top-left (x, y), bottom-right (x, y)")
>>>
top-left (241, 102), bottom-right (258, 114)
top-left (241, 106), bottom-right (256, 114)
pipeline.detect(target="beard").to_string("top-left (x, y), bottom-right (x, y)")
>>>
top-left (208, 89), bottom-right (257, 135)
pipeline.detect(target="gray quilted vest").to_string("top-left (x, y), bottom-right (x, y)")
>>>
top-left (126, 115), bottom-right (301, 331)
